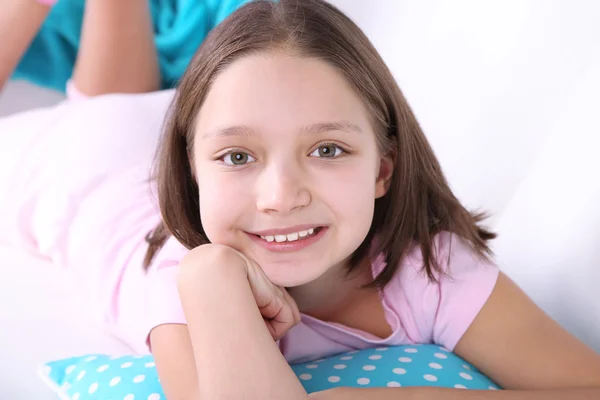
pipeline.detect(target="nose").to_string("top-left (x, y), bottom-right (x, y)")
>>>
top-left (255, 161), bottom-right (311, 214)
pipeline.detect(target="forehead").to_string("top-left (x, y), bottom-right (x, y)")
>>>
top-left (194, 53), bottom-right (373, 138)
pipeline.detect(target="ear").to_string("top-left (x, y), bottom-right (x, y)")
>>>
top-left (375, 154), bottom-right (394, 199)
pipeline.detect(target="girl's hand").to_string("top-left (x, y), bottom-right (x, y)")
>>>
top-left (178, 244), bottom-right (301, 341)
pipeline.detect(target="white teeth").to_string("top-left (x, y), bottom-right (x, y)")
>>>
top-left (260, 228), bottom-right (319, 242)
top-left (286, 232), bottom-right (299, 241)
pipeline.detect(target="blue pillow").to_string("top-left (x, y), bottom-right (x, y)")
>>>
top-left (39, 345), bottom-right (500, 399)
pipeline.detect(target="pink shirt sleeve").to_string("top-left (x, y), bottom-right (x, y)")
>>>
top-left (145, 237), bottom-right (189, 348)
top-left (385, 232), bottom-right (500, 351)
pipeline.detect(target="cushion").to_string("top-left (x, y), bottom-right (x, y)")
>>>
top-left (39, 345), bottom-right (500, 399)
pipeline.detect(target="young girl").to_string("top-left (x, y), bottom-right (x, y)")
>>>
top-left (1, 0), bottom-right (599, 399)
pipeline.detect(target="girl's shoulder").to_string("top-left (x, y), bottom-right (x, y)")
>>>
top-left (374, 232), bottom-right (500, 350)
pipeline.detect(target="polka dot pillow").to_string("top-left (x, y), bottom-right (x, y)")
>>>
top-left (39, 345), bottom-right (500, 399)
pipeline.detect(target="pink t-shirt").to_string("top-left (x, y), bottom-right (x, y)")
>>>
top-left (146, 232), bottom-right (499, 363)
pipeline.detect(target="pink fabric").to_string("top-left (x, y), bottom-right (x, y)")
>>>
top-left (146, 232), bottom-right (499, 363)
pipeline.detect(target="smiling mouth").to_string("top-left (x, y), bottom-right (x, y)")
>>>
top-left (255, 227), bottom-right (323, 243)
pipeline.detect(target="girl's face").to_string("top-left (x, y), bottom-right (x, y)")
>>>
top-left (193, 53), bottom-right (392, 287)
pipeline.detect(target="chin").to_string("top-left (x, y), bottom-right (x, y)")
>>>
top-left (262, 263), bottom-right (328, 288)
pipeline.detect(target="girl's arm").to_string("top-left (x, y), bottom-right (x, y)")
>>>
top-left (0, 0), bottom-right (50, 90)
top-left (311, 272), bottom-right (600, 399)
top-left (151, 245), bottom-right (307, 400)
top-left (72, 0), bottom-right (160, 96)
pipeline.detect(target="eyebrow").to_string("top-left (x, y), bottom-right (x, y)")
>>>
top-left (202, 121), bottom-right (362, 139)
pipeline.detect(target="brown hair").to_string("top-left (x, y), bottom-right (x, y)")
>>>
top-left (144, 0), bottom-right (496, 287)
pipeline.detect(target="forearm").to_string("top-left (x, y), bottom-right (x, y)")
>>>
top-left (335, 386), bottom-right (600, 400)
top-left (179, 261), bottom-right (308, 400)
top-left (72, 0), bottom-right (160, 95)
top-left (0, 0), bottom-right (50, 90)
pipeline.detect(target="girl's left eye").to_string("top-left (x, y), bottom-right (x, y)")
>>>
top-left (309, 144), bottom-right (345, 158)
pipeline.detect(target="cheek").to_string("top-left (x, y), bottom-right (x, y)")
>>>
top-left (197, 170), bottom-right (249, 242)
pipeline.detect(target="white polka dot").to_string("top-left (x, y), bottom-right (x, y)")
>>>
top-left (110, 377), bottom-right (121, 387)
top-left (121, 362), bottom-right (133, 368)
top-left (387, 381), bottom-right (401, 387)
top-left (375, 347), bottom-right (388, 351)
top-left (299, 374), bottom-right (312, 381)
top-left (144, 362), bottom-right (156, 368)
top-left (357, 378), bottom-right (370, 385)
top-left (315, 359), bottom-right (326, 363)
top-left (398, 357), bottom-right (412, 363)
top-left (368, 355), bottom-right (382, 360)
top-left (392, 368), bottom-right (407, 375)
top-left (88, 383), bottom-right (98, 394)
top-left (72, 394), bottom-right (80, 400)
top-left (133, 375), bottom-right (146, 383)
top-left (76, 371), bottom-right (86, 381)
top-left (327, 376), bottom-right (341, 383)
top-left (333, 364), bottom-right (347, 370)
top-left (148, 394), bottom-right (161, 400)
top-left (439, 346), bottom-right (450, 352)
top-left (84, 356), bottom-right (97, 362)
top-left (454, 384), bottom-right (467, 389)
top-left (489, 386), bottom-right (499, 390)
top-left (124, 395), bottom-right (135, 400)
top-left (423, 374), bottom-right (438, 382)
top-left (133, 355), bottom-right (144, 359)
top-left (109, 356), bottom-right (121, 360)
top-left (339, 356), bottom-right (353, 361)
top-left (429, 362), bottom-right (443, 369)
top-left (362, 365), bottom-right (376, 371)
top-left (61, 383), bottom-right (71, 391)
top-left (434, 353), bottom-right (448, 359)
top-left (65, 365), bottom-right (76, 375)
top-left (305, 364), bottom-right (319, 369)
top-left (462, 364), bottom-right (472, 370)
top-left (348, 350), bottom-right (359, 354)
top-left (43, 366), bottom-right (51, 375)
top-left (404, 348), bottom-right (418, 353)
top-left (460, 372), bottom-right (473, 380)
top-left (97, 364), bottom-right (109, 372)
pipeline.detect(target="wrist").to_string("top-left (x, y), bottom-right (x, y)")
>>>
top-left (177, 245), bottom-right (247, 294)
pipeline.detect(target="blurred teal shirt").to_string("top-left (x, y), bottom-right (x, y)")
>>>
top-left (12, 0), bottom-right (251, 92)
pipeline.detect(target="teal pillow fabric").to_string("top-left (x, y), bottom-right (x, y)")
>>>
top-left (39, 345), bottom-right (500, 399)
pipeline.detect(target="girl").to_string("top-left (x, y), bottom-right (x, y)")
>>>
top-left (145, 0), bottom-right (600, 398)
top-left (0, 0), bottom-right (598, 399)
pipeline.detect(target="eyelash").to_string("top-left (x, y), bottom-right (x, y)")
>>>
top-left (216, 142), bottom-right (348, 167)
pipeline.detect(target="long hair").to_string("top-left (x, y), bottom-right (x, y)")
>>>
top-left (144, 0), bottom-right (496, 287)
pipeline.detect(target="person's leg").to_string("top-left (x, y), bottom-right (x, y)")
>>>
top-left (0, 0), bottom-right (51, 91)
top-left (71, 0), bottom-right (160, 96)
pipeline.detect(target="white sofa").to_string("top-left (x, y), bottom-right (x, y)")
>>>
top-left (1, 1), bottom-right (598, 398)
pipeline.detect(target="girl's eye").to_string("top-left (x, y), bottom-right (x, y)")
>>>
top-left (222, 151), bottom-right (256, 166)
top-left (310, 144), bottom-right (345, 158)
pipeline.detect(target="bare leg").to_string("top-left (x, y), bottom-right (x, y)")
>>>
top-left (0, 0), bottom-right (50, 91)
top-left (72, 0), bottom-right (160, 96)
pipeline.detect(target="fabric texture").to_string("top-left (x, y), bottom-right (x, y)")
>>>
top-left (38, 345), bottom-right (501, 399)
top-left (13, 0), bottom-right (250, 92)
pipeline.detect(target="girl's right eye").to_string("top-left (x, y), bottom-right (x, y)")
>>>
top-left (221, 151), bottom-right (256, 166)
